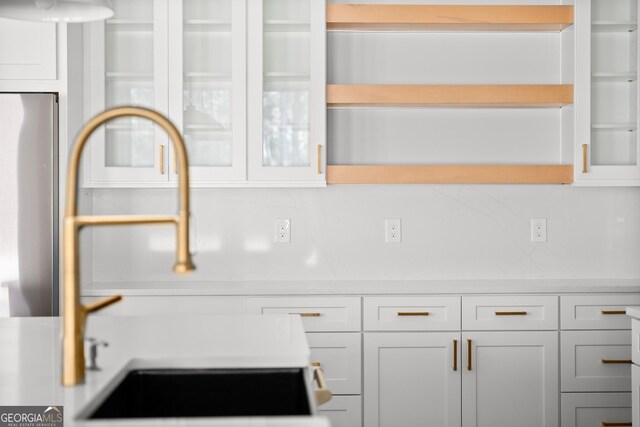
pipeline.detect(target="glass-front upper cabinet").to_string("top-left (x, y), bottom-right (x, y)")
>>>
top-left (247, 0), bottom-right (326, 183)
top-left (167, 0), bottom-right (246, 183)
top-left (84, 0), bottom-right (169, 185)
top-left (577, 0), bottom-right (640, 185)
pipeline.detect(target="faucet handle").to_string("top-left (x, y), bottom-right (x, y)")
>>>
top-left (82, 295), bottom-right (122, 315)
top-left (85, 338), bottom-right (109, 371)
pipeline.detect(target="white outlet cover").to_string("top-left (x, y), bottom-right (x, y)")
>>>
top-left (531, 218), bottom-right (547, 242)
top-left (385, 219), bottom-right (402, 243)
top-left (275, 219), bottom-right (291, 243)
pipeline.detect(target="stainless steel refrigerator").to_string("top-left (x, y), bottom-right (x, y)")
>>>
top-left (0, 93), bottom-right (58, 317)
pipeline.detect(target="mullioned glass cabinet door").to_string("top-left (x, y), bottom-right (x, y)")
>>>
top-left (247, 0), bottom-right (326, 183)
top-left (167, 0), bottom-right (247, 183)
top-left (576, 0), bottom-right (640, 185)
top-left (84, 0), bottom-right (169, 186)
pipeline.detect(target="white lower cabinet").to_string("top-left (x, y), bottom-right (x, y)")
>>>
top-left (562, 393), bottom-right (631, 427)
top-left (462, 331), bottom-right (559, 427)
top-left (307, 333), bottom-right (361, 395)
top-left (633, 365), bottom-right (640, 427)
top-left (318, 395), bottom-right (362, 427)
top-left (364, 332), bottom-right (461, 427)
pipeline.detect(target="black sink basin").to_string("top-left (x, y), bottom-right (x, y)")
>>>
top-left (89, 368), bottom-right (311, 419)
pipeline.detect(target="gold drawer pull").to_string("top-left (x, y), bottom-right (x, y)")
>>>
top-left (467, 339), bottom-right (472, 371)
top-left (602, 310), bottom-right (627, 315)
top-left (397, 311), bottom-right (430, 316)
top-left (311, 362), bottom-right (321, 367)
top-left (602, 422), bottom-right (632, 426)
top-left (601, 359), bottom-right (632, 364)
top-left (290, 312), bottom-right (321, 317)
top-left (317, 144), bottom-right (322, 175)
top-left (495, 311), bottom-right (527, 316)
top-left (453, 339), bottom-right (458, 371)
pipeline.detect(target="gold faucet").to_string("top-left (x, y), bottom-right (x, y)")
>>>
top-left (62, 107), bottom-right (195, 386)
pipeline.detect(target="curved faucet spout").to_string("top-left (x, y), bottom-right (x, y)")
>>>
top-left (62, 107), bottom-right (196, 386)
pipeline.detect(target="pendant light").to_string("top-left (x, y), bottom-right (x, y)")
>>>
top-left (0, 0), bottom-right (114, 23)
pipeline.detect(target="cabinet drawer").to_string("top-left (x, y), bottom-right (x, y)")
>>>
top-left (561, 295), bottom-right (640, 330)
top-left (561, 393), bottom-right (631, 427)
top-left (80, 296), bottom-right (247, 316)
top-left (246, 297), bottom-right (361, 332)
top-left (363, 296), bottom-right (460, 331)
top-left (318, 395), bottom-right (362, 427)
top-left (462, 296), bottom-right (558, 330)
top-left (562, 331), bottom-right (632, 392)
top-left (307, 333), bottom-right (362, 395)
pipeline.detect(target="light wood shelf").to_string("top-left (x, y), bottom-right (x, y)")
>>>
top-left (327, 165), bottom-right (574, 185)
top-left (326, 5), bottom-right (574, 32)
top-left (327, 84), bottom-right (574, 108)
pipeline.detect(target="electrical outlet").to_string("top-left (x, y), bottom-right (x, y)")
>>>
top-left (275, 219), bottom-right (291, 243)
top-left (531, 218), bottom-right (547, 242)
top-left (385, 219), bottom-right (402, 243)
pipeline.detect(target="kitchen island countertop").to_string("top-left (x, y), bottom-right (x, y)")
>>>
top-left (0, 315), bottom-right (328, 427)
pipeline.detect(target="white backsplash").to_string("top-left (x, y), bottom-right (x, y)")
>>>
top-left (87, 186), bottom-right (640, 283)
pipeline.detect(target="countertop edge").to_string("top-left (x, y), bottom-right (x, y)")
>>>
top-left (80, 279), bottom-right (640, 297)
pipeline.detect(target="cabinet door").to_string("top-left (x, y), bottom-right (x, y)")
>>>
top-left (633, 364), bottom-right (640, 427)
top-left (576, 0), bottom-right (640, 185)
top-left (0, 18), bottom-right (56, 80)
top-left (318, 395), bottom-right (362, 427)
top-left (462, 331), bottom-right (558, 427)
top-left (364, 332), bottom-right (461, 427)
top-left (247, 0), bottom-right (326, 184)
top-left (167, 0), bottom-right (246, 183)
top-left (84, 0), bottom-right (169, 186)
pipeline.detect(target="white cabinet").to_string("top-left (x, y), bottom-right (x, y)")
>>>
top-left (247, 0), bottom-right (326, 183)
top-left (633, 365), bottom-right (640, 427)
top-left (84, 0), bottom-right (169, 185)
top-left (562, 393), bottom-right (632, 427)
top-left (307, 333), bottom-right (361, 395)
top-left (575, 0), bottom-right (640, 185)
top-left (84, 0), bottom-right (325, 187)
top-left (318, 395), bottom-right (362, 427)
top-left (0, 18), bottom-right (56, 80)
top-left (462, 331), bottom-right (559, 427)
top-left (364, 332), bottom-right (461, 427)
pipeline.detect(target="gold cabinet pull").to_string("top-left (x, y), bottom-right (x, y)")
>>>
top-left (602, 423), bottom-right (632, 426)
top-left (173, 149), bottom-right (178, 174)
top-left (159, 145), bottom-right (165, 174)
top-left (601, 359), bottom-right (632, 364)
top-left (290, 312), bottom-right (321, 317)
top-left (467, 339), bottom-right (472, 371)
top-left (317, 144), bottom-right (322, 175)
top-left (582, 144), bottom-right (588, 173)
top-left (453, 339), bottom-right (458, 371)
top-left (314, 368), bottom-right (332, 406)
top-left (602, 310), bottom-right (627, 315)
top-left (397, 311), bottom-right (430, 316)
top-left (311, 362), bottom-right (321, 367)
top-left (495, 311), bottom-right (527, 316)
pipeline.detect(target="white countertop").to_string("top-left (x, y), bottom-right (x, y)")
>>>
top-left (627, 307), bottom-right (640, 319)
top-left (0, 315), bottom-right (328, 427)
top-left (81, 279), bottom-right (640, 297)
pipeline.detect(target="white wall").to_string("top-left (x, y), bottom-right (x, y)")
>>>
top-left (87, 186), bottom-right (640, 283)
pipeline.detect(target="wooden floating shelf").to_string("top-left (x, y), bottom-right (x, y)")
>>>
top-left (327, 165), bottom-right (574, 185)
top-left (327, 85), bottom-right (574, 108)
top-left (326, 5), bottom-right (574, 31)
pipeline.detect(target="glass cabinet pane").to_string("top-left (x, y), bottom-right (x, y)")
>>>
top-left (591, 0), bottom-right (638, 166)
top-left (262, 0), bottom-right (311, 167)
top-left (104, 0), bottom-right (155, 168)
top-left (183, 0), bottom-right (234, 168)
